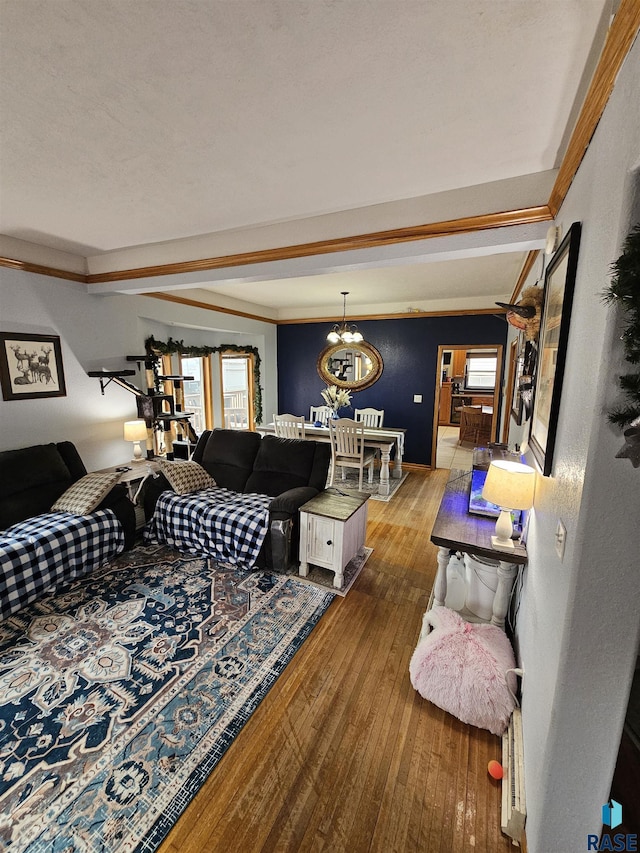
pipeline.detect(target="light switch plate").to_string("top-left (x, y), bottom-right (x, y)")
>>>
top-left (555, 520), bottom-right (566, 560)
top-left (413, 394), bottom-right (422, 403)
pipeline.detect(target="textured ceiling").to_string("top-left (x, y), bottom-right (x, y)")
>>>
top-left (0, 0), bottom-right (611, 315)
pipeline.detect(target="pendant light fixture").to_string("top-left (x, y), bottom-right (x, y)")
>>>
top-left (326, 291), bottom-right (364, 344)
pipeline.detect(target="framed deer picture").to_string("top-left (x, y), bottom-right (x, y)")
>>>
top-left (0, 332), bottom-right (67, 401)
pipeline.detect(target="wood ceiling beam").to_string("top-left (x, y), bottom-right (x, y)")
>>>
top-left (84, 206), bottom-right (552, 285)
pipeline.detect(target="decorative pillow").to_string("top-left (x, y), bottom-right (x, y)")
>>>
top-left (409, 606), bottom-right (517, 735)
top-left (157, 460), bottom-right (216, 495)
top-left (51, 471), bottom-right (121, 514)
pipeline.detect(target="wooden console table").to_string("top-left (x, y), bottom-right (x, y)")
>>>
top-left (430, 470), bottom-right (527, 629)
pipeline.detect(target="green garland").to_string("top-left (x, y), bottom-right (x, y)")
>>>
top-left (145, 335), bottom-right (263, 425)
top-left (603, 224), bottom-right (640, 428)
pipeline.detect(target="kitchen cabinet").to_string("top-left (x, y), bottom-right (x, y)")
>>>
top-left (452, 349), bottom-right (467, 378)
top-left (439, 382), bottom-right (452, 424)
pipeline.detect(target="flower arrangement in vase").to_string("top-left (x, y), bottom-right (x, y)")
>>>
top-left (321, 384), bottom-right (352, 417)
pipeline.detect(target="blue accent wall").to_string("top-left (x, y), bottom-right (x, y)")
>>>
top-left (277, 314), bottom-right (507, 465)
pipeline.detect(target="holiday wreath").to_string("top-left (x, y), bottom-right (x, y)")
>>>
top-left (603, 223), bottom-right (640, 466)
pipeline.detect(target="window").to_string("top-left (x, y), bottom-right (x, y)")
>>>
top-left (221, 353), bottom-right (254, 430)
top-left (179, 355), bottom-right (212, 434)
top-left (465, 352), bottom-right (497, 391)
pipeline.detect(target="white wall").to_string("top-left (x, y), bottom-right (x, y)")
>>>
top-left (511, 38), bottom-right (640, 852)
top-left (0, 268), bottom-right (277, 470)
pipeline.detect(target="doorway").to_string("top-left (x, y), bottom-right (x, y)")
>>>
top-left (431, 343), bottom-right (503, 469)
top-left (220, 353), bottom-right (255, 430)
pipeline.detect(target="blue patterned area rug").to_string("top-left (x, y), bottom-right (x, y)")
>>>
top-left (0, 544), bottom-right (334, 852)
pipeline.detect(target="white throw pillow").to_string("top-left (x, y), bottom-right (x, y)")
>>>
top-left (158, 460), bottom-right (216, 495)
top-left (52, 471), bottom-right (121, 514)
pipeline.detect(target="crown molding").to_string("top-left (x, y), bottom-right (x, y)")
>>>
top-left (548, 0), bottom-right (640, 216)
top-left (510, 250), bottom-right (540, 303)
top-left (144, 294), bottom-right (506, 325)
top-left (0, 255), bottom-right (87, 283)
top-left (277, 307), bottom-right (506, 325)
top-left (143, 292), bottom-right (277, 324)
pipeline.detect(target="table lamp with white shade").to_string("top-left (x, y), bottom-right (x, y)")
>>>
top-left (481, 460), bottom-right (536, 550)
top-left (124, 419), bottom-right (148, 462)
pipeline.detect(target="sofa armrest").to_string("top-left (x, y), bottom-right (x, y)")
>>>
top-left (268, 486), bottom-right (322, 572)
top-left (269, 486), bottom-right (319, 518)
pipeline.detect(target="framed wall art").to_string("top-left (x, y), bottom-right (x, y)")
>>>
top-left (507, 339), bottom-right (524, 427)
top-left (529, 222), bottom-right (582, 476)
top-left (0, 332), bottom-right (67, 401)
top-left (519, 339), bottom-right (537, 424)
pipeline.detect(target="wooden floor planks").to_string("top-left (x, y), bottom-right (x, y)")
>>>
top-left (160, 467), bottom-right (514, 853)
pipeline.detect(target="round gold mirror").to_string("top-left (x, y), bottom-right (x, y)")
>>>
top-left (317, 341), bottom-right (383, 391)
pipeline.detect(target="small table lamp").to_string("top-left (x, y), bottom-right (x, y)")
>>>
top-left (481, 460), bottom-right (535, 550)
top-left (124, 419), bottom-right (148, 462)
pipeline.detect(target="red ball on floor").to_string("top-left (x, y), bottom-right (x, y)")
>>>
top-left (488, 760), bottom-right (504, 780)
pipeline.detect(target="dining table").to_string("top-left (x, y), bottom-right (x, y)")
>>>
top-left (256, 422), bottom-right (406, 497)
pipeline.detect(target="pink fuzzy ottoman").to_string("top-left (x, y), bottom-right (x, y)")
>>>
top-left (409, 606), bottom-right (517, 735)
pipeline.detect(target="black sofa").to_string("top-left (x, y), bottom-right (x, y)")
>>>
top-left (0, 441), bottom-right (136, 620)
top-left (142, 429), bottom-right (332, 570)
top-left (0, 442), bottom-right (136, 545)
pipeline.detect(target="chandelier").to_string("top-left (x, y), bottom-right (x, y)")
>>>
top-left (326, 291), bottom-right (363, 344)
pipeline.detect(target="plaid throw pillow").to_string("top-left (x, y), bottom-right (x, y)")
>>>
top-left (51, 471), bottom-right (121, 514)
top-left (158, 460), bottom-right (216, 495)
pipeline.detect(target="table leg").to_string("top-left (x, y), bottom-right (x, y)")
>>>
top-left (393, 437), bottom-right (403, 478)
top-left (433, 546), bottom-right (449, 607)
top-left (378, 448), bottom-right (391, 496)
top-left (491, 561), bottom-right (518, 628)
top-left (333, 569), bottom-right (344, 590)
top-left (299, 510), bottom-right (309, 577)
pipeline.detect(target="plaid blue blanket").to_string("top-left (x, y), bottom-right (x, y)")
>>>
top-left (0, 510), bottom-right (125, 622)
top-left (144, 487), bottom-right (271, 568)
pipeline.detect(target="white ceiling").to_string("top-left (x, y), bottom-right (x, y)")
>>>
top-left (0, 0), bottom-right (612, 318)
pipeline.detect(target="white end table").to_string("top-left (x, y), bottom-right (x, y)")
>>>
top-left (299, 490), bottom-right (369, 590)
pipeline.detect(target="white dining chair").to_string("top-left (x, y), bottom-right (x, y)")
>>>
top-left (328, 418), bottom-right (376, 490)
top-left (309, 405), bottom-right (332, 426)
top-left (354, 407), bottom-right (384, 428)
top-left (273, 413), bottom-right (306, 439)
top-left (354, 407), bottom-right (385, 461)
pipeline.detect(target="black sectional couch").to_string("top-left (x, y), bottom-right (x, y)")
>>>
top-left (0, 442), bottom-right (136, 544)
top-left (0, 441), bottom-right (136, 620)
top-left (143, 429), bottom-right (331, 570)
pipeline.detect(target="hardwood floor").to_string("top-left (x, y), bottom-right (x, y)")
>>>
top-left (160, 468), bottom-right (513, 853)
